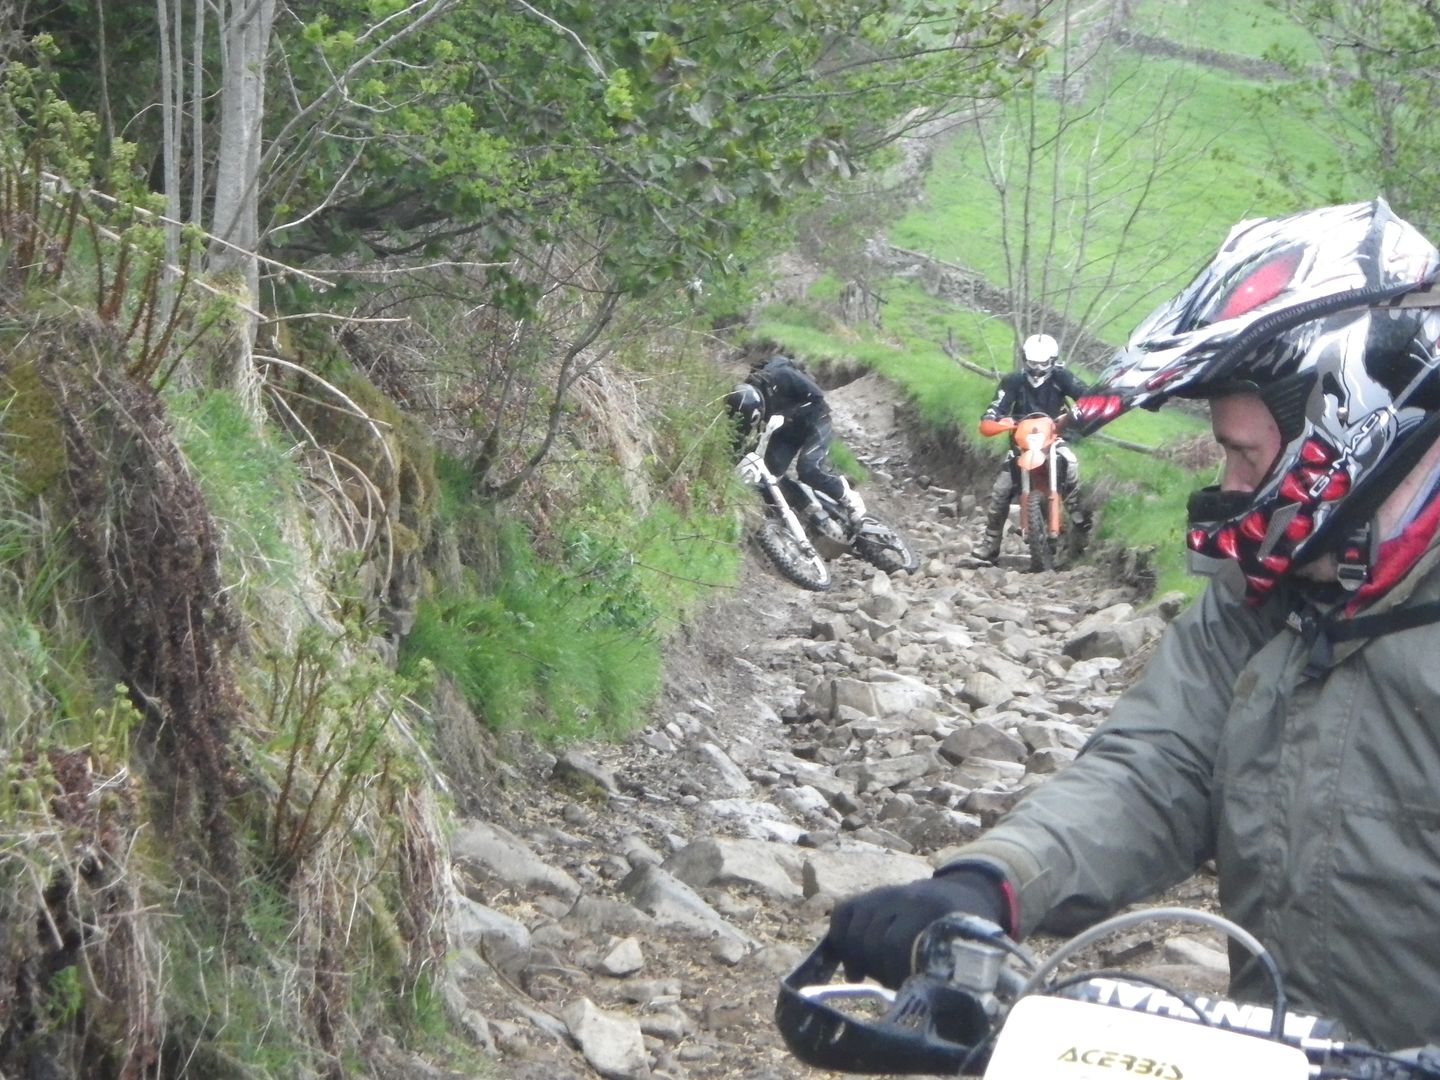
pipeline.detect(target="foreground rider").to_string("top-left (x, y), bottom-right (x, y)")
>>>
top-left (975, 333), bottom-right (1093, 563)
top-left (826, 199), bottom-right (1440, 1050)
top-left (726, 354), bottom-right (867, 528)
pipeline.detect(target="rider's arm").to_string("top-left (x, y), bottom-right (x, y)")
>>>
top-left (944, 580), bottom-right (1285, 937)
top-left (981, 373), bottom-right (1021, 424)
top-left (1056, 367), bottom-right (1090, 403)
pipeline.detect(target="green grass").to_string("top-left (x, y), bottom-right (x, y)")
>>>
top-left (170, 389), bottom-right (303, 611)
top-left (401, 493), bottom-right (738, 741)
top-left (1127, 0), bottom-right (1322, 63)
top-left (892, 47), bottom-right (1366, 346)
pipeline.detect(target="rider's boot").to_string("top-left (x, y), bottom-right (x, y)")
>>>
top-left (1064, 487), bottom-right (1094, 553)
top-left (974, 528), bottom-right (1003, 565)
top-left (839, 480), bottom-right (867, 531)
top-left (975, 471), bottom-right (1012, 563)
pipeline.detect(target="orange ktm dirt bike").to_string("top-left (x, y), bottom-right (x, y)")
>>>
top-left (979, 411), bottom-right (1076, 572)
top-left (777, 906), bottom-right (1440, 1079)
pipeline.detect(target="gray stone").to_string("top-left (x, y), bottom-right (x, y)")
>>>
top-left (799, 847), bottom-right (932, 899)
top-left (554, 749), bottom-right (621, 796)
top-left (938, 722), bottom-right (1028, 765)
top-left (562, 998), bottom-right (651, 1080)
top-left (452, 819), bottom-right (581, 901)
top-left (618, 863), bottom-right (755, 948)
top-left (957, 671), bottom-right (1013, 709)
top-left (661, 837), bottom-right (804, 901)
top-left (598, 936), bottom-right (646, 977)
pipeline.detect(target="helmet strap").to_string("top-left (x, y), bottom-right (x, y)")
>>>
top-left (1333, 522), bottom-right (1376, 592)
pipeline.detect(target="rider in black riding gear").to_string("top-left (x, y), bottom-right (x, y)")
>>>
top-left (975, 333), bottom-right (1094, 563)
top-left (726, 355), bottom-right (867, 527)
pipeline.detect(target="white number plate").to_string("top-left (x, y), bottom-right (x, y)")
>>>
top-left (984, 996), bottom-right (1310, 1080)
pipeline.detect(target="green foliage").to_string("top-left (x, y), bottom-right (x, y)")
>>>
top-left (402, 483), bottom-right (737, 741)
top-left (257, 621), bottom-right (426, 876)
top-left (169, 389), bottom-right (303, 611)
top-left (892, 45), bottom-right (1362, 345)
top-left (1259, 0), bottom-right (1440, 236)
top-left (0, 57), bottom-right (227, 384)
top-left (0, 685), bottom-right (156, 1075)
top-left (253, 0), bottom-right (1046, 305)
top-left (400, 583), bottom-right (660, 743)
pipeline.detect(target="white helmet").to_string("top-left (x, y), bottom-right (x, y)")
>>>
top-left (1022, 334), bottom-right (1060, 386)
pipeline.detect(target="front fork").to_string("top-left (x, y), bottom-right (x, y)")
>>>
top-left (1016, 455), bottom-right (1062, 537)
top-left (759, 475), bottom-right (821, 555)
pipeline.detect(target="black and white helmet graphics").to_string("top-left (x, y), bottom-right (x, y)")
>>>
top-left (1075, 199), bottom-right (1440, 602)
top-left (726, 382), bottom-right (764, 433)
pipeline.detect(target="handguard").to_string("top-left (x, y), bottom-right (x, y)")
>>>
top-left (978, 417), bottom-right (1017, 438)
top-left (775, 918), bottom-right (1010, 1075)
top-left (735, 451), bottom-right (766, 486)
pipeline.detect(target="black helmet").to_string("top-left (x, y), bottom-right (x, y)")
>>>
top-left (1075, 199), bottom-right (1440, 602)
top-left (726, 382), bottom-right (764, 432)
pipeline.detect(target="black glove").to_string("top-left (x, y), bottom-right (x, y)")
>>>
top-left (826, 867), bottom-right (1007, 989)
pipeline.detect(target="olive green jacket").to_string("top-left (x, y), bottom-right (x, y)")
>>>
top-left (954, 546), bottom-right (1440, 1050)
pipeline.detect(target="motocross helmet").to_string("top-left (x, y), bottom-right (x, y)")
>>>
top-left (726, 382), bottom-right (765, 434)
top-left (1022, 334), bottom-right (1060, 387)
top-left (1073, 199), bottom-right (1440, 603)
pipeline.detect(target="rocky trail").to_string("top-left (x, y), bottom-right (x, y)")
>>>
top-left (420, 372), bottom-right (1227, 1080)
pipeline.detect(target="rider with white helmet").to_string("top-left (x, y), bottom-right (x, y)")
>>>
top-left (974, 332), bottom-right (1093, 563)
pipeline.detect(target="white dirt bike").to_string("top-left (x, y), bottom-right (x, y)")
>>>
top-left (777, 906), bottom-right (1440, 1080)
top-left (736, 414), bottom-right (919, 592)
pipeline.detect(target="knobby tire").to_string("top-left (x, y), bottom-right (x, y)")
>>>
top-left (853, 519), bottom-right (920, 574)
top-left (757, 520), bottom-right (832, 591)
top-left (1026, 490), bottom-right (1056, 572)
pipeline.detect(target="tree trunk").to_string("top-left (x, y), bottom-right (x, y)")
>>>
top-left (208, 0), bottom-right (276, 412)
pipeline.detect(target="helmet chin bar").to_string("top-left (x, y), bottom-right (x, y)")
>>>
top-left (1185, 418), bottom-right (1440, 603)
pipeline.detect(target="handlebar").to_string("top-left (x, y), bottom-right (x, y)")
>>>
top-left (775, 909), bottom-right (1440, 1079)
top-left (978, 410), bottom-right (1075, 441)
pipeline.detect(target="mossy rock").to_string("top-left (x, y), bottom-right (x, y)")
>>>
top-left (1, 353), bottom-right (67, 496)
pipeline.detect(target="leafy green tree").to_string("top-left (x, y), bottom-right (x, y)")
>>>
top-left (19, 1), bottom-right (1044, 493)
top-left (1270, 0), bottom-right (1440, 235)
top-left (270, 0), bottom-right (1044, 300)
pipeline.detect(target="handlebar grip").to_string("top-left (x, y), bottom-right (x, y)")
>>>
top-left (774, 942), bottom-right (992, 1075)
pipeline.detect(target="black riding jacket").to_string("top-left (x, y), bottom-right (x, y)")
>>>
top-left (982, 368), bottom-right (1088, 422)
top-left (747, 357), bottom-right (831, 427)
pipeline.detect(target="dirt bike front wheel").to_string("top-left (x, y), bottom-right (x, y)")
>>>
top-left (853, 518), bottom-right (921, 574)
top-left (1025, 490), bottom-right (1056, 572)
top-left (757, 520), bottom-right (832, 591)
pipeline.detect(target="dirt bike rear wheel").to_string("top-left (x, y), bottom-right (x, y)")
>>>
top-left (1025, 490), bottom-right (1056, 572)
top-left (853, 518), bottom-right (920, 574)
top-left (757, 520), bottom-right (832, 591)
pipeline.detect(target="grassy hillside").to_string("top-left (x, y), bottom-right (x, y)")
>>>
top-left (755, 0), bottom-right (1376, 598)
